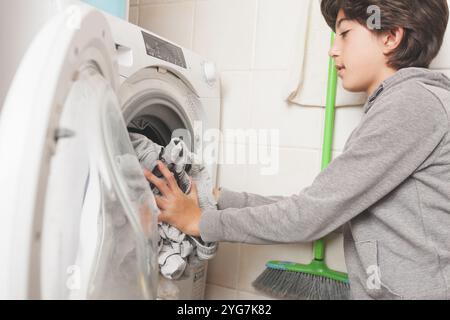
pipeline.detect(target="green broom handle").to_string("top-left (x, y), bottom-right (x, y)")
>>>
top-left (314, 32), bottom-right (337, 261)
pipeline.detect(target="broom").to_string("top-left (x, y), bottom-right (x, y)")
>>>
top-left (252, 32), bottom-right (350, 300)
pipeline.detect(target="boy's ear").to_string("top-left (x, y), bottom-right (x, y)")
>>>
top-left (381, 27), bottom-right (405, 55)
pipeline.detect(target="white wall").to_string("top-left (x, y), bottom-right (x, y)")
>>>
top-left (131, 0), bottom-right (364, 300)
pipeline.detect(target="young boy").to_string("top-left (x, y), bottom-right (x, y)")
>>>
top-left (145, 0), bottom-right (450, 299)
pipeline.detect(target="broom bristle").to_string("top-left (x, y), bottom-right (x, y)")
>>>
top-left (252, 268), bottom-right (350, 300)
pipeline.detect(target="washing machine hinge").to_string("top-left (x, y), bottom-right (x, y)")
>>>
top-left (54, 128), bottom-right (76, 141)
top-left (157, 67), bottom-right (168, 74)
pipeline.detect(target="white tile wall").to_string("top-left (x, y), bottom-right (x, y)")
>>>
top-left (193, 0), bottom-right (258, 70)
top-left (220, 72), bottom-right (253, 132)
top-left (216, 145), bottom-right (250, 192)
top-left (245, 147), bottom-right (321, 196)
top-left (128, 5), bottom-right (139, 25)
top-left (138, 1), bottom-right (195, 49)
top-left (237, 290), bottom-right (275, 300)
top-left (324, 232), bottom-right (347, 273)
top-left (134, 0), bottom-right (365, 300)
top-left (332, 106), bottom-right (365, 151)
top-left (250, 70), bottom-right (324, 149)
top-left (206, 242), bottom-right (240, 289)
top-left (205, 284), bottom-right (237, 300)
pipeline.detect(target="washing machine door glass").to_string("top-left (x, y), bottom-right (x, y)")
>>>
top-left (0, 4), bottom-right (159, 299)
top-left (40, 65), bottom-right (159, 300)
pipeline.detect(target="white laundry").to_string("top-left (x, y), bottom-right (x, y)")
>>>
top-left (129, 132), bottom-right (163, 172)
top-left (189, 164), bottom-right (217, 210)
top-left (156, 137), bottom-right (192, 194)
top-left (285, 0), bottom-right (367, 107)
top-left (129, 132), bottom-right (218, 280)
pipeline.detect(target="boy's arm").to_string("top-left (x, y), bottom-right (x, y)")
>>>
top-left (200, 85), bottom-right (448, 245)
top-left (217, 188), bottom-right (288, 210)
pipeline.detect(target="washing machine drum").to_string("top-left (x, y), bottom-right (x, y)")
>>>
top-left (0, 5), bottom-right (160, 300)
top-left (119, 66), bottom-right (203, 152)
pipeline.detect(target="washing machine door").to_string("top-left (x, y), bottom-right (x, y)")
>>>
top-left (0, 4), bottom-right (159, 300)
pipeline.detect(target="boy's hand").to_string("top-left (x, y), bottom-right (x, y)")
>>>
top-left (144, 161), bottom-right (202, 237)
top-left (213, 188), bottom-right (221, 202)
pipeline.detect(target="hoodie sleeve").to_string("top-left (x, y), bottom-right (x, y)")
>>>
top-left (199, 84), bottom-right (448, 244)
top-left (217, 188), bottom-right (288, 210)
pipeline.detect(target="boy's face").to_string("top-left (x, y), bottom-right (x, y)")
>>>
top-left (329, 10), bottom-right (390, 95)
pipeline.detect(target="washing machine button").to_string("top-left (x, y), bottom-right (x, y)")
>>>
top-left (203, 62), bottom-right (217, 86)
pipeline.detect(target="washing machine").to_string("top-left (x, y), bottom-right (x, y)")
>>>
top-left (0, 2), bottom-right (220, 300)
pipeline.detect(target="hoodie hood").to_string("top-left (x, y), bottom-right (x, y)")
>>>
top-left (365, 67), bottom-right (450, 113)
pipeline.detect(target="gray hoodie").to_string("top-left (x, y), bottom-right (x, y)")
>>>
top-left (199, 67), bottom-right (450, 300)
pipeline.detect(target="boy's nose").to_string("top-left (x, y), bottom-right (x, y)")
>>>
top-left (328, 45), bottom-right (339, 58)
top-left (328, 39), bottom-right (340, 58)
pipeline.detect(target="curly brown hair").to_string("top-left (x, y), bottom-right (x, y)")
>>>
top-left (320, 0), bottom-right (449, 69)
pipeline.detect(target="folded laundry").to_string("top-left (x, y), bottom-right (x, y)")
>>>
top-left (129, 132), bottom-right (218, 280)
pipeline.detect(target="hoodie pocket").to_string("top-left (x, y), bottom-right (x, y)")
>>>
top-left (355, 240), bottom-right (448, 300)
top-left (355, 240), bottom-right (404, 300)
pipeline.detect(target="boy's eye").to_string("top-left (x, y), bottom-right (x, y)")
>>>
top-left (340, 30), bottom-right (350, 38)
